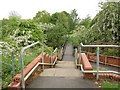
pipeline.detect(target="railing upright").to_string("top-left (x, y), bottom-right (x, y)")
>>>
top-left (96, 47), bottom-right (100, 80)
top-left (20, 41), bottom-right (39, 89)
top-left (42, 46), bottom-right (44, 70)
top-left (11, 52), bottom-right (15, 77)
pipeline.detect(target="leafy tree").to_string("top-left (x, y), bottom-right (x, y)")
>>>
top-left (79, 15), bottom-right (91, 28)
top-left (45, 11), bottom-right (75, 48)
top-left (33, 10), bottom-right (51, 24)
top-left (46, 24), bottom-right (67, 48)
top-left (70, 9), bottom-right (80, 29)
top-left (91, 1), bottom-right (120, 44)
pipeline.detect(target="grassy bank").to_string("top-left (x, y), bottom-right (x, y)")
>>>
top-left (102, 81), bottom-right (119, 90)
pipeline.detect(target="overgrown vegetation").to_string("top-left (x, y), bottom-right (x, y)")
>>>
top-left (69, 2), bottom-right (120, 46)
top-left (69, 1), bottom-right (120, 57)
top-left (0, 1), bottom-right (120, 89)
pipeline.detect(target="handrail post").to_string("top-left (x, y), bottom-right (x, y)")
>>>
top-left (61, 47), bottom-right (63, 60)
top-left (79, 46), bottom-right (82, 64)
top-left (42, 46), bottom-right (44, 70)
top-left (20, 50), bottom-right (25, 89)
top-left (60, 47), bottom-right (63, 60)
top-left (51, 48), bottom-right (57, 67)
top-left (20, 41), bottom-right (39, 89)
top-left (74, 48), bottom-right (76, 61)
top-left (50, 52), bottom-right (52, 65)
top-left (96, 47), bottom-right (100, 80)
top-left (56, 48), bottom-right (58, 57)
top-left (12, 52), bottom-right (15, 77)
top-left (75, 48), bottom-right (77, 63)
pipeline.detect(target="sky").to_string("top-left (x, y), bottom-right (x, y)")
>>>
top-left (0, 0), bottom-right (106, 20)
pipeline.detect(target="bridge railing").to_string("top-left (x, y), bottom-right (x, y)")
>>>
top-left (75, 43), bottom-right (120, 80)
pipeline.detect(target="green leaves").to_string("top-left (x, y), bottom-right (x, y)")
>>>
top-left (70, 1), bottom-right (120, 48)
top-left (33, 10), bottom-right (51, 24)
top-left (46, 24), bottom-right (66, 48)
top-left (91, 1), bottom-right (120, 44)
top-left (2, 18), bottom-right (45, 55)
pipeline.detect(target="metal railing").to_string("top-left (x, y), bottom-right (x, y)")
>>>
top-left (80, 43), bottom-right (120, 48)
top-left (20, 41), bottom-right (39, 89)
top-left (20, 41), bottom-right (58, 89)
top-left (76, 43), bottom-right (120, 80)
top-left (59, 34), bottom-right (68, 60)
top-left (39, 42), bottom-right (53, 69)
top-left (20, 34), bottom-right (67, 88)
top-left (58, 47), bottom-right (64, 60)
top-left (74, 48), bottom-right (78, 66)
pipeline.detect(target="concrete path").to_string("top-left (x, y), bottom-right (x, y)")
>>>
top-left (40, 61), bottom-right (83, 77)
top-left (27, 44), bottom-right (97, 88)
top-left (62, 44), bottom-right (74, 61)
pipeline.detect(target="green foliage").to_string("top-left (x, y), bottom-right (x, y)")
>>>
top-left (102, 81), bottom-right (119, 89)
top-left (2, 17), bottom-right (45, 89)
top-left (33, 10), bottom-right (51, 24)
top-left (50, 11), bottom-right (74, 33)
top-left (91, 2), bottom-right (120, 44)
top-left (1, 2), bottom-right (120, 88)
top-left (69, 25), bottom-right (91, 48)
top-left (69, 1), bottom-right (119, 58)
top-left (71, 1), bottom-right (120, 48)
top-left (44, 11), bottom-right (76, 48)
top-left (70, 9), bottom-right (80, 27)
top-left (2, 18), bottom-right (44, 54)
top-left (101, 48), bottom-right (119, 57)
top-left (46, 24), bottom-right (67, 48)
top-left (2, 10), bottom-right (76, 88)
top-left (79, 15), bottom-right (91, 28)
top-left (69, 31), bottom-right (80, 48)
top-left (33, 10), bottom-right (80, 48)
top-left (2, 46), bottom-right (53, 89)
top-left (2, 47), bottom-right (40, 88)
